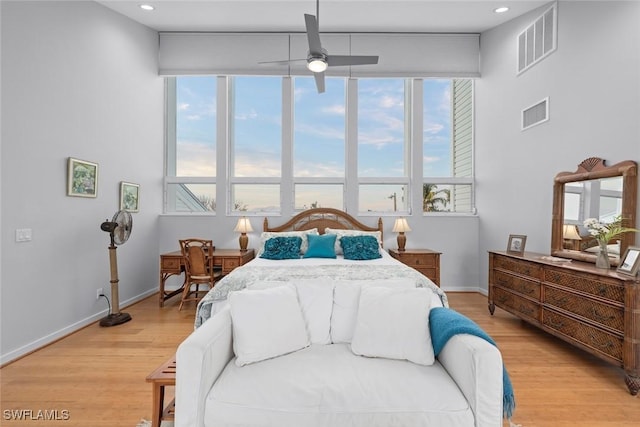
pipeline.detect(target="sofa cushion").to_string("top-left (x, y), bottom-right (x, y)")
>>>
top-left (228, 285), bottom-right (309, 366)
top-left (351, 286), bottom-right (435, 365)
top-left (205, 343), bottom-right (474, 427)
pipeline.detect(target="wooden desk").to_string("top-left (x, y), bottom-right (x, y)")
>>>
top-left (159, 248), bottom-right (255, 307)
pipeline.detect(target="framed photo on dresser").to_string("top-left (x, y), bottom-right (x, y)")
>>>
top-left (506, 235), bottom-right (527, 255)
top-left (617, 246), bottom-right (640, 276)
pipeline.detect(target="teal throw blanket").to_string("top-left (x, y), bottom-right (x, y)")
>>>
top-left (429, 307), bottom-right (516, 420)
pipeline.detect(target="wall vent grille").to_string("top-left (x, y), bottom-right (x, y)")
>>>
top-left (518, 4), bottom-right (557, 74)
top-left (522, 97), bottom-right (549, 130)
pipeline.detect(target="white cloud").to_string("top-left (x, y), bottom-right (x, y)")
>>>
top-left (176, 140), bottom-right (216, 176)
top-left (235, 109), bottom-right (258, 120)
top-left (423, 156), bottom-right (441, 164)
top-left (178, 103), bottom-right (190, 111)
top-left (321, 104), bottom-right (345, 115)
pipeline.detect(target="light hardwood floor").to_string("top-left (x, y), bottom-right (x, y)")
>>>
top-left (1, 292), bottom-right (639, 426)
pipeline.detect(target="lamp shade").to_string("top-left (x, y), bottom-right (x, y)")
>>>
top-left (563, 224), bottom-right (582, 240)
top-left (392, 218), bottom-right (411, 233)
top-left (234, 217), bottom-right (254, 233)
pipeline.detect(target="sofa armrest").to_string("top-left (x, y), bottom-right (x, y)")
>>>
top-left (175, 306), bottom-right (234, 427)
top-left (437, 334), bottom-right (503, 427)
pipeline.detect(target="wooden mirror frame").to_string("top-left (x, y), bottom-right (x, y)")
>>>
top-left (551, 157), bottom-right (638, 266)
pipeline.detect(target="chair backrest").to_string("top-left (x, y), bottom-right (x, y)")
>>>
top-left (179, 239), bottom-right (214, 276)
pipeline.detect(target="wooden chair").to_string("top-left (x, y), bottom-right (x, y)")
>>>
top-left (178, 239), bottom-right (221, 311)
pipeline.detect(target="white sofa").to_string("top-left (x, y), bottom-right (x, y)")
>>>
top-left (176, 280), bottom-right (504, 427)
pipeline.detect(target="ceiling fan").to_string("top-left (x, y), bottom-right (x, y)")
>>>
top-left (261, 0), bottom-right (379, 93)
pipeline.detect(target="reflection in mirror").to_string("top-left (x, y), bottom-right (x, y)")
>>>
top-left (551, 157), bottom-right (637, 267)
top-left (562, 176), bottom-right (624, 261)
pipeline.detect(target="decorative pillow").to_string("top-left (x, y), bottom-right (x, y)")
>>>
top-left (260, 236), bottom-right (302, 260)
top-left (303, 233), bottom-right (337, 259)
top-left (330, 279), bottom-right (418, 344)
top-left (324, 228), bottom-right (382, 255)
top-left (228, 285), bottom-right (310, 366)
top-left (256, 229), bottom-right (319, 257)
top-left (351, 286), bottom-right (435, 366)
top-left (340, 235), bottom-right (382, 260)
top-left (247, 279), bottom-right (334, 345)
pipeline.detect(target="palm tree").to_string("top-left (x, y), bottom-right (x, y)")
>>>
top-left (423, 184), bottom-right (450, 212)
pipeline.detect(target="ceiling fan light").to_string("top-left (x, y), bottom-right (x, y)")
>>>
top-left (307, 58), bottom-right (327, 73)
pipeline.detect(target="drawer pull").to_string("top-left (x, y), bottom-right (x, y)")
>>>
top-left (497, 295), bottom-right (508, 304)
top-left (523, 267), bottom-right (531, 276)
top-left (519, 284), bottom-right (535, 295)
top-left (548, 318), bottom-right (565, 329)
top-left (497, 277), bottom-right (511, 286)
top-left (551, 296), bottom-right (568, 305)
top-left (588, 333), bottom-right (614, 350)
top-left (597, 285), bottom-right (608, 296)
top-left (591, 307), bottom-right (615, 322)
top-left (519, 304), bottom-right (534, 315)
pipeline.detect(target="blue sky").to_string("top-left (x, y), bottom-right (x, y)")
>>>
top-left (175, 76), bottom-right (453, 211)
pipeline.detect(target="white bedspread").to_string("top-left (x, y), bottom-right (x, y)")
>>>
top-left (194, 251), bottom-right (447, 328)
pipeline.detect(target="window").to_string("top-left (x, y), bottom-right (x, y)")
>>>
top-left (358, 79), bottom-right (410, 213)
top-left (165, 76), bottom-right (474, 216)
top-left (229, 76), bottom-right (282, 213)
top-left (423, 79), bottom-right (474, 213)
top-left (293, 76), bottom-right (346, 210)
top-left (165, 76), bottom-right (217, 213)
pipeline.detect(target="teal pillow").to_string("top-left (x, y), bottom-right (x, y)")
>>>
top-left (340, 235), bottom-right (382, 260)
top-left (303, 234), bottom-right (337, 259)
top-left (260, 236), bottom-right (302, 260)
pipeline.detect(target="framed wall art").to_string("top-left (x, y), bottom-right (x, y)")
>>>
top-left (507, 234), bottom-right (527, 255)
top-left (617, 246), bottom-right (640, 276)
top-left (67, 157), bottom-right (98, 198)
top-left (120, 181), bottom-right (140, 212)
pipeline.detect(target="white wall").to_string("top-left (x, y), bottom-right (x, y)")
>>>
top-left (476, 0), bottom-right (640, 290)
top-left (0, 1), bottom-right (164, 364)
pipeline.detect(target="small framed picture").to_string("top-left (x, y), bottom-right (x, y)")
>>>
top-left (507, 234), bottom-right (527, 255)
top-left (67, 157), bottom-right (98, 197)
top-left (617, 246), bottom-right (640, 276)
top-left (120, 181), bottom-right (140, 212)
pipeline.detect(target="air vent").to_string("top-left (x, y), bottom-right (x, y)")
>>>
top-left (518, 4), bottom-right (557, 74)
top-left (522, 97), bottom-right (549, 130)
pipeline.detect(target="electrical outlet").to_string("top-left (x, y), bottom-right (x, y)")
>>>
top-left (96, 288), bottom-right (103, 300)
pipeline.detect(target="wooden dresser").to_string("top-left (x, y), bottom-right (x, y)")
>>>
top-left (488, 250), bottom-right (640, 395)
top-left (389, 248), bottom-right (441, 286)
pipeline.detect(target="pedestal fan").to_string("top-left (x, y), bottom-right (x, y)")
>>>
top-left (99, 210), bottom-right (133, 327)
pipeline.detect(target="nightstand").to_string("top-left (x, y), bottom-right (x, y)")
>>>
top-left (388, 248), bottom-right (441, 287)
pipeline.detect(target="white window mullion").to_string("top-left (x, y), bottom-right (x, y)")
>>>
top-left (345, 78), bottom-right (358, 214)
top-left (281, 77), bottom-right (294, 216)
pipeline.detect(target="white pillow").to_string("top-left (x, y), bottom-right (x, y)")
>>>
top-left (228, 285), bottom-right (310, 366)
top-left (330, 279), bottom-right (417, 344)
top-left (248, 279), bottom-right (334, 344)
top-left (324, 228), bottom-right (382, 255)
top-left (256, 229), bottom-right (319, 257)
top-left (351, 286), bottom-right (435, 366)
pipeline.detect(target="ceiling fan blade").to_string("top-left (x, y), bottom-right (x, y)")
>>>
top-left (304, 14), bottom-right (323, 54)
top-left (327, 55), bottom-right (379, 67)
top-left (258, 59), bottom-right (306, 66)
top-left (313, 72), bottom-right (326, 93)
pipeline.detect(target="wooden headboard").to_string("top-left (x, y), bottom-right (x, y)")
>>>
top-left (263, 208), bottom-right (383, 241)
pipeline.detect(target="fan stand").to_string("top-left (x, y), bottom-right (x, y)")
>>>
top-left (100, 234), bottom-right (132, 327)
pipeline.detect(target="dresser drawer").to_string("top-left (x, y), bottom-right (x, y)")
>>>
top-left (399, 253), bottom-right (437, 268)
top-left (493, 255), bottom-right (542, 280)
top-left (542, 308), bottom-right (623, 362)
top-left (493, 270), bottom-right (540, 299)
top-left (493, 287), bottom-right (540, 321)
top-left (544, 268), bottom-right (625, 304)
top-left (544, 286), bottom-right (624, 332)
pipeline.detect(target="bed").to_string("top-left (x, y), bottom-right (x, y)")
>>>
top-left (194, 208), bottom-right (448, 327)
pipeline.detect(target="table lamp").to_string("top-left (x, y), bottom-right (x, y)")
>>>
top-left (234, 217), bottom-right (253, 252)
top-left (392, 217), bottom-right (411, 252)
top-left (563, 224), bottom-right (582, 250)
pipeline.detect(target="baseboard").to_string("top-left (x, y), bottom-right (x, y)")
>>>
top-left (443, 286), bottom-right (488, 296)
top-left (0, 288), bottom-right (158, 366)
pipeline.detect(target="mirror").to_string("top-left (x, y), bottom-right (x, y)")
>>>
top-left (551, 157), bottom-right (638, 266)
